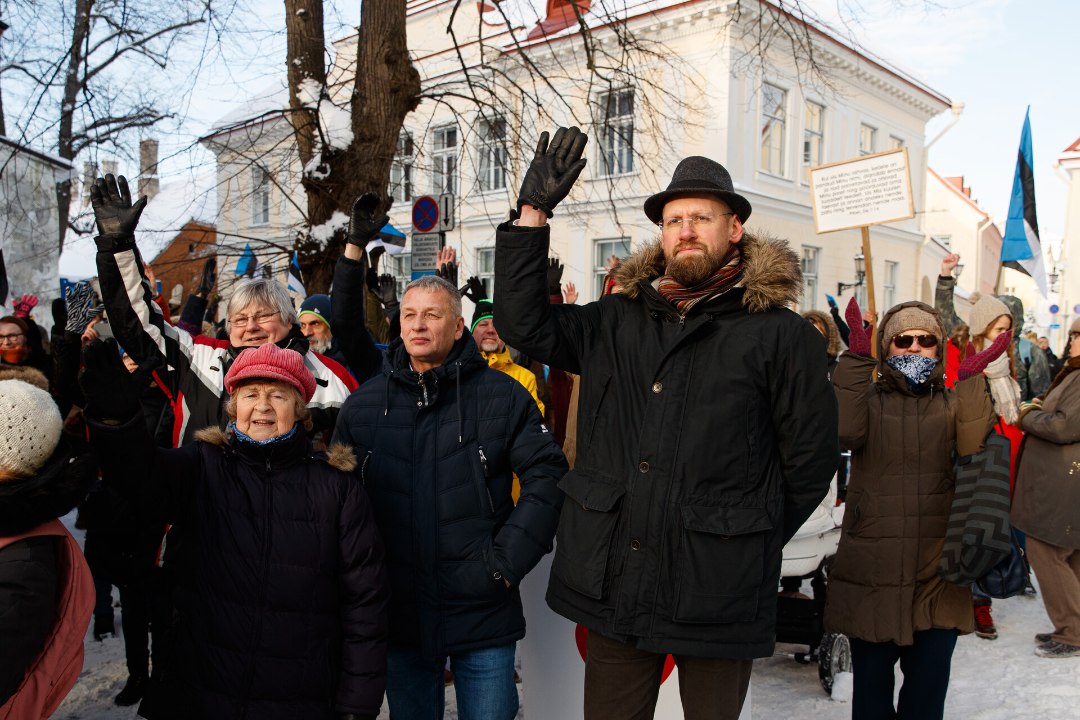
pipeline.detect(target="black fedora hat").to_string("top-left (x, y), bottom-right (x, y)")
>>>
top-left (643, 156), bottom-right (752, 224)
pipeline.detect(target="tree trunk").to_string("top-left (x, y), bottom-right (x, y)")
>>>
top-left (55, 0), bottom-right (93, 253)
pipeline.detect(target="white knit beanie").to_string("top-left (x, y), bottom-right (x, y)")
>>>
top-left (0, 379), bottom-right (63, 480)
top-left (968, 293), bottom-right (1012, 337)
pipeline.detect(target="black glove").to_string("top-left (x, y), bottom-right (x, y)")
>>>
top-left (373, 274), bottom-right (399, 311)
top-left (517, 126), bottom-right (588, 218)
top-left (52, 297), bottom-right (67, 331)
top-left (368, 245), bottom-right (386, 272)
top-left (65, 280), bottom-right (103, 335)
top-left (461, 276), bottom-right (487, 304)
top-left (435, 259), bottom-right (458, 287)
top-left (347, 193), bottom-right (389, 247)
top-left (365, 267), bottom-right (380, 295)
top-left (89, 174), bottom-right (148, 249)
top-left (195, 256), bottom-right (217, 297)
top-left (547, 257), bottom-right (564, 296)
top-left (79, 338), bottom-right (158, 422)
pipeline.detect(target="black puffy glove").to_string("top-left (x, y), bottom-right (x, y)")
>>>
top-left (547, 257), bottom-right (564, 296)
top-left (89, 174), bottom-right (148, 249)
top-left (435, 259), bottom-right (458, 287)
top-left (348, 193), bottom-right (389, 247)
top-left (374, 274), bottom-right (399, 312)
top-left (79, 338), bottom-right (158, 423)
top-left (195, 256), bottom-right (217, 297)
top-left (517, 126), bottom-right (588, 218)
top-left (461, 276), bottom-right (487, 304)
top-left (64, 280), bottom-right (103, 335)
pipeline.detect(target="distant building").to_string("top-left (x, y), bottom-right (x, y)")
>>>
top-left (148, 221), bottom-right (217, 318)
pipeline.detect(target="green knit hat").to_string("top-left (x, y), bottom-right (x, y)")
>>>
top-left (470, 299), bottom-right (494, 332)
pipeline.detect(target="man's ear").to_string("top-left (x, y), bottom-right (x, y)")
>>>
top-left (454, 315), bottom-right (465, 341)
top-left (729, 216), bottom-right (745, 245)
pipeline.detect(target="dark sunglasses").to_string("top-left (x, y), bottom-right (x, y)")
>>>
top-left (892, 334), bottom-right (938, 349)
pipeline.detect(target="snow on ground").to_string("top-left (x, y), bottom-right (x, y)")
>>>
top-left (52, 568), bottom-right (1080, 719)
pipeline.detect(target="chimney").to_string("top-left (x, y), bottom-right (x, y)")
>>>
top-left (82, 161), bottom-right (97, 206)
top-left (138, 139), bottom-right (160, 200)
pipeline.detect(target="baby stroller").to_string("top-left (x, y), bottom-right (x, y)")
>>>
top-left (775, 456), bottom-right (850, 694)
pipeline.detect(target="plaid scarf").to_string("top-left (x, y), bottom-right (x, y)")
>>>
top-left (657, 244), bottom-right (744, 316)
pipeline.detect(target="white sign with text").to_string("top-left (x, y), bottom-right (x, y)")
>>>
top-left (809, 148), bottom-right (914, 233)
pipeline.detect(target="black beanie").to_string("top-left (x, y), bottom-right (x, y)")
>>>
top-left (471, 299), bottom-right (494, 332)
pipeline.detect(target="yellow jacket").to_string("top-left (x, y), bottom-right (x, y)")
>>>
top-left (483, 348), bottom-right (545, 417)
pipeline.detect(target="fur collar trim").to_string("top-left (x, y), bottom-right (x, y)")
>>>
top-left (612, 231), bottom-right (802, 312)
top-left (194, 426), bottom-right (356, 473)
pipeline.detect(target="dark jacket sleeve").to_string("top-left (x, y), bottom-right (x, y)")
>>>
top-left (773, 319), bottom-right (840, 544)
top-left (177, 293), bottom-right (208, 336)
top-left (494, 222), bottom-right (604, 374)
top-left (0, 536), bottom-right (59, 706)
top-left (830, 305), bottom-right (850, 346)
top-left (51, 331), bottom-right (85, 412)
top-left (331, 256), bottom-right (382, 384)
top-left (334, 476), bottom-right (389, 717)
top-left (934, 274), bottom-right (961, 338)
top-left (833, 352), bottom-right (876, 452)
top-left (493, 381), bottom-right (568, 586)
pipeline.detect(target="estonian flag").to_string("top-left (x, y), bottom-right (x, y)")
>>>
top-left (235, 243), bottom-right (257, 278)
top-left (1001, 108), bottom-right (1048, 296)
top-left (287, 251), bottom-right (306, 296)
top-left (369, 222), bottom-right (407, 256)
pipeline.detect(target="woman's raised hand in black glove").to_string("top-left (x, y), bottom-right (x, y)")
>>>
top-left (90, 174), bottom-right (148, 246)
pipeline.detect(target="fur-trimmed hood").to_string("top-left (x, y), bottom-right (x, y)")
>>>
top-left (802, 309), bottom-right (842, 357)
top-left (612, 231), bottom-right (802, 313)
top-left (194, 426), bottom-right (356, 472)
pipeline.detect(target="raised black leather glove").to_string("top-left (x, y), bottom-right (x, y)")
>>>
top-left (547, 257), bottom-right (564, 296)
top-left (64, 280), bottom-right (103, 335)
top-left (374, 274), bottom-right (399, 310)
top-left (90, 174), bottom-right (148, 249)
top-left (368, 245), bottom-right (386, 272)
top-left (435, 259), bottom-right (458, 287)
top-left (517, 126), bottom-right (588, 218)
top-left (348, 193), bottom-right (389, 247)
top-left (461, 276), bottom-right (487, 304)
top-left (195, 256), bottom-right (217, 297)
top-left (79, 338), bottom-right (159, 422)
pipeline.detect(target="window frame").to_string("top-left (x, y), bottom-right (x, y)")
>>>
top-left (476, 116), bottom-right (508, 193)
top-left (597, 88), bottom-right (635, 177)
top-left (802, 100), bottom-right (824, 184)
top-left (475, 246), bottom-right (496, 298)
top-left (884, 260), bottom-right (899, 310)
top-left (431, 124), bottom-right (459, 196)
top-left (594, 237), bottom-right (631, 300)
top-left (390, 131), bottom-right (414, 204)
top-left (859, 123), bottom-right (877, 156)
top-left (760, 83), bottom-right (788, 177)
top-left (251, 165), bottom-right (271, 226)
top-left (801, 245), bottom-right (820, 310)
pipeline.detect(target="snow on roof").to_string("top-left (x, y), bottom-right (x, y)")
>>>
top-left (203, 79), bottom-right (290, 139)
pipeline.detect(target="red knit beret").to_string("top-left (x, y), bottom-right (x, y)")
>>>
top-left (224, 344), bottom-right (316, 402)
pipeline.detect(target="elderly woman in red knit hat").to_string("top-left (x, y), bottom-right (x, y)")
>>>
top-left (81, 340), bottom-right (388, 720)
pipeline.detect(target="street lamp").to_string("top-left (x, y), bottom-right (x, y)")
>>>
top-left (954, 263), bottom-right (964, 279)
top-left (838, 254), bottom-right (866, 296)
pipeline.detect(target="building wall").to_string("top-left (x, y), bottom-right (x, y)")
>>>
top-left (148, 222), bottom-right (218, 318)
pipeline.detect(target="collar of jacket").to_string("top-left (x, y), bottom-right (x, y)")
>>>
top-left (613, 231), bottom-right (802, 314)
top-left (383, 332), bottom-right (486, 395)
top-left (0, 437), bottom-right (96, 537)
top-left (195, 423), bottom-right (310, 470)
top-left (482, 347), bottom-right (514, 370)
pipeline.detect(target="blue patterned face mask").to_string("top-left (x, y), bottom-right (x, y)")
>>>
top-left (886, 353), bottom-right (938, 387)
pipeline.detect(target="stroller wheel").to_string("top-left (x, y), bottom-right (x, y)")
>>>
top-left (817, 632), bottom-right (851, 695)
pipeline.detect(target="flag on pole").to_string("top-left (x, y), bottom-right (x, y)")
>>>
top-left (235, 243), bottom-right (257, 277)
top-left (287, 251), bottom-right (306, 296)
top-left (1001, 107), bottom-right (1048, 296)
top-left (369, 222), bottom-right (407, 256)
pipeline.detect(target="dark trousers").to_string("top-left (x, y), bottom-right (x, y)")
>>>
top-left (850, 628), bottom-right (959, 720)
top-left (583, 630), bottom-right (752, 720)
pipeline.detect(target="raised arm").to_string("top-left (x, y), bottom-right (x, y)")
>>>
top-left (331, 193), bottom-right (385, 383)
top-left (935, 253), bottom-right (963, 338)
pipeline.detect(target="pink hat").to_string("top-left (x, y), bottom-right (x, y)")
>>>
top-left (224, 344), bottom-right (316, 402)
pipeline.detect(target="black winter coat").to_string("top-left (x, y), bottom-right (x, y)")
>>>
top-left (495, 225), bottom-right (839, 659)
top-left (87, 418), bottom-right (388, 720)
top-left (333, 333), bottom-right (567, 661)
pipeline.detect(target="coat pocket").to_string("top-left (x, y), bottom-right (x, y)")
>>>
top-left (672, 504), bottom-right (772, 624)
top-left (550, 469), bottom-right (626, 600)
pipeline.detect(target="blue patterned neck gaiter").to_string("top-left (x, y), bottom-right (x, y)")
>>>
top-left (885, 354), bottom-right (938, 387)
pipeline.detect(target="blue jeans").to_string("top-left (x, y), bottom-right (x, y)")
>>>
top-left (386, 643), bottom-right (518, 720)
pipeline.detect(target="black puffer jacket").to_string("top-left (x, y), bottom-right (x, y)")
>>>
top-left (333, 333), bottom-right (567, 661)
top-left (495, 224), bottom-right (839, 659)
top-left (87, 419), bottom-right (388, 720)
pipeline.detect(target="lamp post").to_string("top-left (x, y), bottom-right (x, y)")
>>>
top-left (837, 253), bottom-right (866, 297)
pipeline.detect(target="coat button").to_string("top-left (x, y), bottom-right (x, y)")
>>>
top-left (652, 381), bottom-right (663, 394)
top-left (630, 539), bottom-right (641, 551)
top-left (493, 571), bottom-right (503, 581)
top-left (416, 400), bottom-right (422, 407)
top-left (639, 461), bottom-right (650, 473)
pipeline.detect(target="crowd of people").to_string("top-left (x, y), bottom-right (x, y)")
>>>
top-left (1, 126), bottom-right (1078, 720)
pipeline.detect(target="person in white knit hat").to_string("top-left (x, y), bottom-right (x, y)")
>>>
top-left (0, 379), bottom-right (96, 717)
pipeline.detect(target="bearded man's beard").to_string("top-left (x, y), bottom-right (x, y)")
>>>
top-left (309, 336), bottom-right (332, 354)
top-left (665, 243), bottom-right (727, 286)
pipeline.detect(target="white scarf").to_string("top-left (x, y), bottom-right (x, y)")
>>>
top-left (984, 353), bottom-right (1021, 425)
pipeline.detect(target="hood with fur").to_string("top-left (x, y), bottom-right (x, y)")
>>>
top-left (802, 310), bottom-right (842, 357)
top-left (194, 426), bottom-right (356, 472)
top-left (612, 231), bottom-right (802, 313)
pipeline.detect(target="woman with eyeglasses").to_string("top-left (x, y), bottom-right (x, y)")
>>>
top-left (1011, 318), bottom-right (1080, 659)
top-left (824, 299), bottom-right (1006, 720)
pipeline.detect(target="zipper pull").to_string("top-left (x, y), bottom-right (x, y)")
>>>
top-left (679, 315), bottom-right (686, 329)
top-left (478, 447), bottom-right (489, 478)
top-left (265, 457), bottom-right (271, 473)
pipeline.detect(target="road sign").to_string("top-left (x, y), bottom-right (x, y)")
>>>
top-left (1050, 323), bottom-right (1062, 329)
top-left (1050, 304), bottom-right (1060, 314)
top-left (412, 195), bottom-right (439, 233)
top-left (410, 232), bottom-right (443, 278)
top-left (439, 193), bottom-right (455, 232)
top-left (1074, 304), bottom-right (1080, 315)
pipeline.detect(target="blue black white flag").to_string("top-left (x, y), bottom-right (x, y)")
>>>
top-left (1001, 108), bottom-right (1048, 296)
top-left (235, 243), bottom-right (257, 278)
top-left (287, 251), bottom-right (306, 296)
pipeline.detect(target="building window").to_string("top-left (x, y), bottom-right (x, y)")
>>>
top-left (594, 237), bottom-right (631, 300)
top-left (477, 117), bottom-right (507, 192)
top-left (801, 246), bottom-right (820, 310)
top-left (859, 124), bottom-right (877, 156)
top-left (252, 165), bottom-right (270, 225)
top-left (884, 261), bottom-right (898, 309)
top-left (432, 125), bottom-right (458, 195)
top-left (390, 131), bottom-right (414, 203)
top-left (932, 234), bottom-right (952, 249)
top-left (888, 135), bottom-right (904, 150)
top-left (476, 247), bottom-right (496, 298)
top-left (598, 89), bottom-right (634, 176)
top-left (802, 101), bottom-right (824, 183)
top-left (760, 83), bottom-right (787, 176)
top-left (386, 253), bottom-right (412, 299)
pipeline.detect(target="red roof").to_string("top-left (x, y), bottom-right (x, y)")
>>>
top-left (1064, 137), bottom-right (1080, 153)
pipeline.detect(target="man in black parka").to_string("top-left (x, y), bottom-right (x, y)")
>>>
top-left (494, 127), bottom-right (839, 720)
top-left (333, 274), bottom-right (567, 720)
